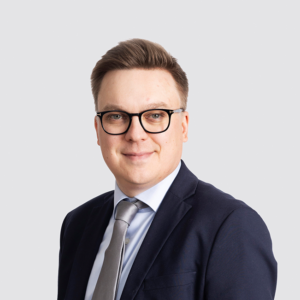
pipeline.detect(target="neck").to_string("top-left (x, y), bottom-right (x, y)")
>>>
top-left (116, 180), bottom-right (157, 198)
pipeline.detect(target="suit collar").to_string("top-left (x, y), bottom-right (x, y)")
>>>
top-left (170, 159), bottom-right (199, 199)
top-left (120, 159), bottom-right (198, 300)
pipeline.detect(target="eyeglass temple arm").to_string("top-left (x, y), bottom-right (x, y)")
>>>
top-left (173, 108), bottom-right (184, 113)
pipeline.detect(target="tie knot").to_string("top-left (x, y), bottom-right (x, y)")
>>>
top-left (115, 200), bottom-right (146, 226)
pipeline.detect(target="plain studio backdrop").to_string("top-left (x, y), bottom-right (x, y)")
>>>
top-left (0, 1), bottom-right (299, 299)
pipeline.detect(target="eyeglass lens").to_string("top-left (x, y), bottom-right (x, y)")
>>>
top-left (102, 110), bottom-right (169, 134)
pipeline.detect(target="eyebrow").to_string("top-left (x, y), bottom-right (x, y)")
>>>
top-left (100, 101), bottom-right (169, 112)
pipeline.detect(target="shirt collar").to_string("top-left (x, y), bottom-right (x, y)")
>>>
top-left (114, 160), bottom-right (181, 213)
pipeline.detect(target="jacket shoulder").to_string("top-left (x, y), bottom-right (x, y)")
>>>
top-left (62, 190), bottom-right (114, 234)
top-left (187, 179), bottom-right (254, 222)
top-left (196, 179), bottom-right (247, 207)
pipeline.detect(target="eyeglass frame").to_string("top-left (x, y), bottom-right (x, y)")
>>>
top-left (96, 108), bottom-right (184, 135)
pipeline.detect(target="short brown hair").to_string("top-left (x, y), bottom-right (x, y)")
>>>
top-left (91, 39), bottom-right (188, 111)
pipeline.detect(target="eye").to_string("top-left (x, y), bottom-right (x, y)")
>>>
top-left (107, 113), bottom-right (126, 120)
top-left (151, 113), bottom-right (161, 119)
top-left (110, 114), bottom-right (122, 120)
top-left (104, 112), bottom-right (128, 123)
top-left (143, 110), bottom-right (167, 122)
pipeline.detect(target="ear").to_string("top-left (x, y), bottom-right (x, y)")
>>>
top-left (94, 115), bottom-right (101, 146)
top-left (181, 111), bottom-right (189, 142)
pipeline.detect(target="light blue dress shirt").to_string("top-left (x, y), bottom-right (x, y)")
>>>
top-left (84, 161), bottom-right (181, 300)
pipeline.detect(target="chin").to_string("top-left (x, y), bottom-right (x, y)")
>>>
top-left (122, 168), bottom-right (156, 186)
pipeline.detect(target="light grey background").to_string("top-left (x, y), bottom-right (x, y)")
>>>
top-left (0, 1), bottom-right (299, 299)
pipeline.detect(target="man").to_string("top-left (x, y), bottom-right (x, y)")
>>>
top-left (58, 39), bottom-right (277, 300)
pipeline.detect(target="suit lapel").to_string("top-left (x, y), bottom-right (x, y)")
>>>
top-left (65, 194), bottom-right (114, 300)
top-left (120, 160), bottom-right (198, 300)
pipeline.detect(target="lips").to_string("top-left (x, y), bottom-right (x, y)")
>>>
top-left (123, 152), bottom-right (153, 156)
top-left (122, 152), bottom-right (154, 160)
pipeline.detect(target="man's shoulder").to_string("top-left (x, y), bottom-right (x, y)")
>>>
top-left (195, 179), bottom-right (247, 207)
top-left (63, 190), bottom-right (114, 228)
top-left (188, 178), bottom-right (255, 220)
top-left (176, 160), bottom-right (251, 215)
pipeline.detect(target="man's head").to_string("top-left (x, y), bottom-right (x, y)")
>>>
top-left (92, 39), bottom-right (189, 197)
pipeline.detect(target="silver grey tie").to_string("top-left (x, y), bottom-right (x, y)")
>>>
top-left (92, 199), bottom-right (147, 300)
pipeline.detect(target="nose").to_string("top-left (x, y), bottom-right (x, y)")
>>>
top-left (124, 116), bottom-right (148, 142)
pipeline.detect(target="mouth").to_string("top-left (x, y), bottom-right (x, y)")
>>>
top-left (122, 152), bottom-right (154, 161)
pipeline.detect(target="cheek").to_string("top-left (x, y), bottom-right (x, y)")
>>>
top-left (99, 135), bottom-right (120, 159)
top-left (154, 130), bottom-right (181, 155)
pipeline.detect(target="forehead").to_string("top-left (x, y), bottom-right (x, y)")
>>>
top-left (97, 68), bottom-right (181, 111)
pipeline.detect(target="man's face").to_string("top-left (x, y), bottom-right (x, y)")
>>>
top-left (94, 68), bottom-right (189, 196)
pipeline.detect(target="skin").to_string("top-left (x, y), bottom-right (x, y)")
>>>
top-left (94, 68), bottom-right (189, 197)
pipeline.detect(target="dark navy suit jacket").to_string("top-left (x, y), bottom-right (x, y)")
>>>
top-left (58, 160), bottom-right (277, 300)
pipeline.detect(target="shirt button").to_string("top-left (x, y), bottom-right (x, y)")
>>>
top-left (125, 238), bottom-right (130, 245)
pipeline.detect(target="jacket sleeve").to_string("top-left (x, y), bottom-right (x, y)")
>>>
top-left (204, 207), bottom-right (277, 300)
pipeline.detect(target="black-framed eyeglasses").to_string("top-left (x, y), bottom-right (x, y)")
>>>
top-left (96, 108), bottom-right (184, 135)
